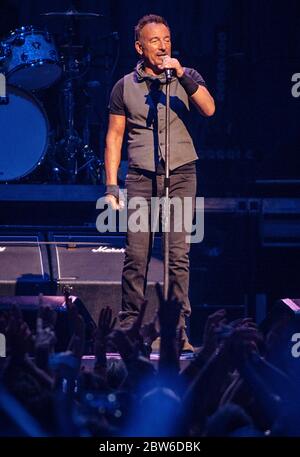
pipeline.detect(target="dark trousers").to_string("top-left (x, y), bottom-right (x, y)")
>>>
top-left (120, 169), bottom-right (196, 328)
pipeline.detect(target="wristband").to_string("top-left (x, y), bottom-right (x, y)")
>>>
top-left (105, 185), bottom-right (119, 199)
top-left (178, 71), bottom-right (199, 96)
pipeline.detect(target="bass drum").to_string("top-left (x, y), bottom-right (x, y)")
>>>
top-left (0, 85), bottom-right (49, 181)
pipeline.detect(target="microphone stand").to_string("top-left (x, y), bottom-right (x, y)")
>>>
top-left (163, 72), bottom-right (172, 301)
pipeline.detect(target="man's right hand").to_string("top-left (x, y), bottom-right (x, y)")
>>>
top-left (105, 193), bottom-right (124, 210)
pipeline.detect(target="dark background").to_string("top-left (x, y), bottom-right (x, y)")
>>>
top-left (1, 0), bottom-right (300, 328)
top-left (1, 0), bottom-right (300, 196)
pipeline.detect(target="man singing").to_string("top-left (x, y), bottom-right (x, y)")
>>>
top-left (105, 14), bottom-right (215, 351)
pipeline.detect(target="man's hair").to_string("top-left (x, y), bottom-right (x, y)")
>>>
top-left (134, 14), bottom-right (170, 41)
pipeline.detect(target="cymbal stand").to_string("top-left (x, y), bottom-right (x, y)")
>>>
top-left (79, 83), bottom-right (103, 183)
top-left (52, 18), bottom-right (103, 183)
top-left (56, 16), bottom-right (83, 183)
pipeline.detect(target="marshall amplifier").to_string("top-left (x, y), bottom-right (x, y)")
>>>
top-left (48, 233), bottom-right (163, 323)
top-left (0, 233), bottom-right (51, 295)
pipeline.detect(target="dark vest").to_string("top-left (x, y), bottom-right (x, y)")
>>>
top-left (123, 70), bottom-right (198, 171)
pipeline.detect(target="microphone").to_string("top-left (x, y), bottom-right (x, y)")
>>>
top-left (165, 68), bottom-right (173, 81)
top-left (162, 56), bottom-right (173, 81)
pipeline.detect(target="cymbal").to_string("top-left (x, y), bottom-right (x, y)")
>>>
top-left (41, 9), bottom-right (103, 19)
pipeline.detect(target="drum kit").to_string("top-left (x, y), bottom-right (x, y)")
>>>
top-left (0, 8), bottom-right (106, 183)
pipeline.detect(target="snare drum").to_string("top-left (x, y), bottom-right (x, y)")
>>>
top-left (0, 85), bottom-right (49, 181)
top-left (4, 26), bottom-right (62, 91)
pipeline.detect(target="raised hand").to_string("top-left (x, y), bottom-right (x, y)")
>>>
top-left (35, 306), bottom-right (57, 354)
top-left (37, 302), bottom-right (57, 330)
top-left (108, 329), bottom-right (137, 362)
top-left (65, 300), bottom-right (86, 361)
top-left (140, 315), bottom-right (160, 347)
top-left (201, 308), bottom-right (227, 358)
top-left (125, 300), bottom-right (148, 344)
top-left (6, 305), bottom-right (32, 360)
top-left (97, 306), bottom-right (117, 340)
top-left (158, 297), bottom-right (182, 337)
top-left (223, 322), bottom-right (262, 367)
top-left (95, 306), bottom-right (116, 358)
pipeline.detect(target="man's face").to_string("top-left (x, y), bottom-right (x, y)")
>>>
top-left (135, 22), bottom-right (171, 72)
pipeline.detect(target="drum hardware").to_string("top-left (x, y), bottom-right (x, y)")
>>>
top-left (0, 7), bottom-right (113, 184)
top-left (39, 8), bottom-right (103, 183)
top-left (0, 42), bottom-right (11, 64)
top-left (0, 42), bottom-right (10, 104)
top-left (80, 82), bottom-right (103, 183)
